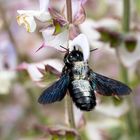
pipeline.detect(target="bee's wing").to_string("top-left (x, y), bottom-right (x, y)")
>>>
top-left (38, 74), bottom-right (70, 104)
top-left (89, 70), bottom-right (132, 96)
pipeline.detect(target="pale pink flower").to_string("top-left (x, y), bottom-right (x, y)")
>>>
top-left (17, 0), bottom-right (51, 32)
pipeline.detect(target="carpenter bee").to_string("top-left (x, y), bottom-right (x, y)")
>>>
top-left (38, 47), bottom-right (132, 111)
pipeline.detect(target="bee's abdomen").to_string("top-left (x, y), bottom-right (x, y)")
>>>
top-left (69, 80), bottom-right (96, 111)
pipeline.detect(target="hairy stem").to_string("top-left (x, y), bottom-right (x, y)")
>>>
top-left (66, 0), bottom-right (73, 23)
top-left (65, 94), bottom-right (76, 128)
top-left (123, 0), bottom-right (130, 33)
top-left (65, 0), bottom-right (76, 130)
top-left (120, 0), bottom-right (130, 83)
top-left (120, 0), bottom-right (140, 138)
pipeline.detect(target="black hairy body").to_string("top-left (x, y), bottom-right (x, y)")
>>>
top-left (38, 48), bottom-right (132, 111)
top-left (66, 61), bottom-right (96, 111)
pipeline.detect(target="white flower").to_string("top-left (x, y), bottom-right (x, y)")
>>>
top-left (42, 29), bottom-right (69, 52)
top-left (118, 34), bottom-right (140, 67)
top-left (41, 0), bottom-right (87, 52)
top-left (73, 105), bottom-right (85, 128)
top-left (17, 0), bottom-right (51, 32)
top-left (69, 34), bottom-right (90, 61)
top-left (97, 18), bottom-right (120, 29)
top-left (79, 19), bottom-right (101, 48)
top-left (95, 101), bottom-right (129, 118)
top-left (86, 119), bottom-right (121, 140)
top-left (17, 59), bottom-right (63, 87)
top-left (79, 18), bottom-right (120, 50)
top-left (27, 59), bottom-right (63, 82)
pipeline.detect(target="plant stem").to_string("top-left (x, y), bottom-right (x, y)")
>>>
top-left (65, 94), bottom-right (76, 128)
top-left (120, 0), bottom-right (139, 138)
top-left (123, 0), bottom-right (130, 33)
top-left (65, 0), bottom-right (76, 129)
top-left (120, 0), bottom-right (130, 84)
top-left (66, 0), bottom-right (73, 23)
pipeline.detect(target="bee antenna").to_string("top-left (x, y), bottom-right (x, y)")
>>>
top-left (60, 45), bottom-right (69, 52)
top-left (90, 48), bottom-right (98, 52)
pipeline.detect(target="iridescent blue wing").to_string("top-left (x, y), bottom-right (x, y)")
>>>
top-left (89, 70), bottom-right (132, 96)
top-left (38, 74), bottom-right (70, 104)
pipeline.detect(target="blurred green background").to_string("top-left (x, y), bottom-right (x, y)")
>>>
top-left (0, 0), bottom-right (140, 140)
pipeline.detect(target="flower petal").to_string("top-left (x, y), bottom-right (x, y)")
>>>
top-left (42, 29), bottom-right (69, 51)
top-left (35, 124), bottom-right (79, 137)
top-left (49, 8), bottom-right (68, 26)
top-left (17, 11), bottom-right (37, 32)
top-left (80, 0), bottom-right (88, 5)
top-left (73, 3), bottom-right (86, 25)
top-left (86, 119), bottom-right (121, 140)
top-left (118, 34), bottom-right (140, 67)
top-left (79, 19), bottom-right (101, 45)
top-left (17, 59), bottom-right (63, 87)
top-left (27, 64), bottom-right (43, 82)
top-left (70, 34), bottom-right (90, 61)
top-left (95, 101), bottom-right (129, 117)
top-left (39, 0), bottom-right (50, 12)
top-left (97, 18), bottom-right (120, 29)
top-left (35, 11), bottom-right (51, 22)
top-left (17, 10), bottom-right (51, 22)
top-left (73, 105), bottom-right (85, 128)
top-left (35, 43), bottom-right (45, 52)
top-left (17, 10), bottom-right (51, 32)
top-left (72, 0), bottom-right (81, 20)
top-left (71, 0), bottom-right (86, 25)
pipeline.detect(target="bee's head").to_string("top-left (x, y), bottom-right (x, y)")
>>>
top-left (64, 47), bottom-right (84, 65)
